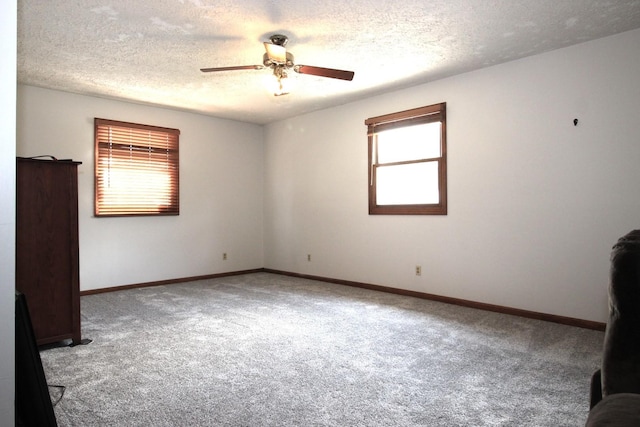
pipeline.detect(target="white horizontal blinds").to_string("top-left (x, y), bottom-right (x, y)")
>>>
top-left (365, 103), bottom-right (445, 135)
top-left (95, 118), bottom-right (180, 216)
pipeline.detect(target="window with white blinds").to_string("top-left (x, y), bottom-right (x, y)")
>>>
top-left (94, 118), bottom-right (180, 216)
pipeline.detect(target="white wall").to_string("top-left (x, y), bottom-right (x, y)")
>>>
top-left (264, 28), bottom-right (640, 324)
top-left (0, 0), bottom-right (17, 426)
top-left (0, 0), bottom-right (16, 424)
top-left (16, 87), bottom-right (264, 291)
top-left (14, 28), bottom-right (640, 326)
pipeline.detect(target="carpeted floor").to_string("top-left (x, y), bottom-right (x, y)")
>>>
top-left (40, 273), bottom-right (603, 426)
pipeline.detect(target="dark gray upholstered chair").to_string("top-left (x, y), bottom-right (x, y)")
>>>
top-left (586, 230), bottom-right (640, 426)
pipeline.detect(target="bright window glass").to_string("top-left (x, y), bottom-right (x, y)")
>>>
top-left (376, 162), bottom-right (440, 205)
top-left (377, 122), bottom-right (441, 163)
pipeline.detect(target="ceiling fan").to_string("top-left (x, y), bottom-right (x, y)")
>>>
top-left (200, 34), bottom-right (355, 96)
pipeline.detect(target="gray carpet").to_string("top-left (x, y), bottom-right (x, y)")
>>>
top-left (40, 272), bottom-right (603, 426)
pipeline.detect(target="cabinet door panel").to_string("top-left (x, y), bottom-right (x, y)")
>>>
top-left (16, 158), bottom-right (81, 345)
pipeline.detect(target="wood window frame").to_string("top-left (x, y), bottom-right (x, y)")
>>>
top-left (366, 102), bottom-right (447, 215)
top-left (94, 118), bottom-right (180, 217)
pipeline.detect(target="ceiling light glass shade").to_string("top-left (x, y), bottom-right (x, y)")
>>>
top-left (270, 74), bottom-right (290, 96)
top-left (268, 66), bottom-right (290, 96)
top-left (264, 43), bottom-right (287, 64)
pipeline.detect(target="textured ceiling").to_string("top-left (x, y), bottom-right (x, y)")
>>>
top-left (17, 0), bottom-right (640, 124)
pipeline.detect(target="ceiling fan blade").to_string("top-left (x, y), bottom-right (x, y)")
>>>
top-left (200, 65), bottom-right (264, 73)
top-left (263, 42), bottom-right (287, 63)
top-left (294, 65), bottom-right (354, 81)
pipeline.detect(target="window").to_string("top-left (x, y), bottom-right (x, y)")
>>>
top-left (365, 102), bottom-right (447, 215)
top-left (94, 118), bottom-right (180, 216)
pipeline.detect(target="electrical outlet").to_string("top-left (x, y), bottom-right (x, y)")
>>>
top-left (415, 265), bottom-right (422, 276)
top-left (307, 254), bottom-right (311, 262)
top-left (223, 253), bottom-right (227, 261)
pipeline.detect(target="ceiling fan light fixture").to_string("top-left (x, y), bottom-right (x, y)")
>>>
top-left (273, 79), bottom-right (289, 96)
top-left (271, 66), bottom-right (290, 96)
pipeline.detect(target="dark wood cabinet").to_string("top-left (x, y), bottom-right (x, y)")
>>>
top-left (16, 157), bottom-right (82, 346)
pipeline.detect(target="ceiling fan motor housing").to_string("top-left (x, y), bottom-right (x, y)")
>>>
top-left (263, 52), bottom-right (294, 68)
